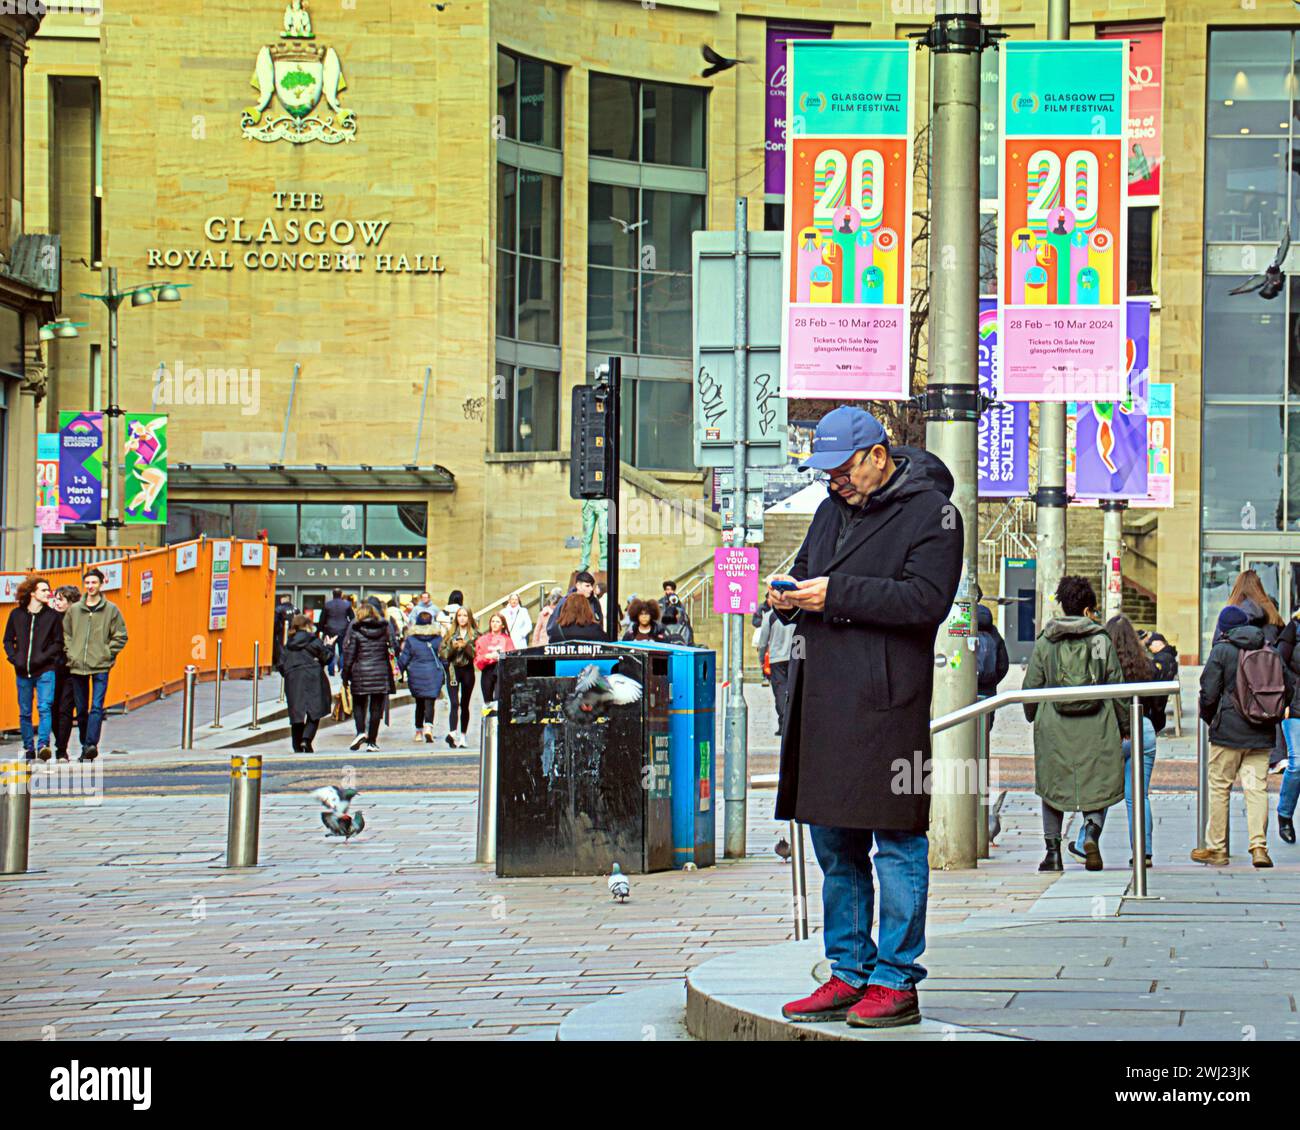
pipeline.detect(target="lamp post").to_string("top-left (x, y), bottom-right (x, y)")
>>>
top-left (78, 271), bottom-right (188, 546)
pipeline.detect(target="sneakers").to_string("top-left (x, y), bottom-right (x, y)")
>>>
top-left (445, 731), bottom-right (456, 748)
top-left (780, 976), bottom-right (866, 1022)
top-left (1190, 847), bottom-right (1229, 866)
top-left (1081, 820), bottom-right (1103, 872)
top-left (1251, 846), bottom-right (1274, 868)
top-left (423, 726), bottom-right (435, 744)
top-left (349, 734), bottom-right (367, 751)
top-left (365, 742), bottom-right (380, 753)
top-left (1280, 815), bottom-right (1296, 845)
top-left (37, 745), bottom-right (52, 762)
top-left (846, 984), bottom-right (922, 1029)
top-left (78, 744), bottom-right (98, 763)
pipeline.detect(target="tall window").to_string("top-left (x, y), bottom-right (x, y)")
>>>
top-left (495, 49), bottom-right (563, 453)
top-left (588, 74), bottom-right (707, 471)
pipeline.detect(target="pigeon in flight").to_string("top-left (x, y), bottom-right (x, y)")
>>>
top-left (700, 44), bottom-right (751, 78)
top-left (1229, 225), bottom-right (1289, 299)
top-left (608, 862), bottom-right (630, 903)
top-left (609, 215), bottom-right (649, 234)
top-left (988, 790), bottom-right (1008, 845)
top-left (312, 785), bottom-right (365, 840)
top-left (564, 664), bottom-right (643, 722)
top-left (312, 785), bottom-right (358, 815)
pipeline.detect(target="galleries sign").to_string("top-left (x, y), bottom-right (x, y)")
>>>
top-left (782, 40), bottom-right (914, 400)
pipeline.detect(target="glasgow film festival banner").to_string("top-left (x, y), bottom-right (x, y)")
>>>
top-left (123, 414), bottom-right (168, 525)
top-left (765, 21), bottom-right (833, 195)
top-left (57, 411), bottom-right (104, 524)
top-left (782, 40), bottom-right (914, 400)
top-left (977, 298), bottom-right (1030, 497)
top-left (998, 41), bottom-right (1128, 402)
top-left (36, 432), bottom-right (64, 534)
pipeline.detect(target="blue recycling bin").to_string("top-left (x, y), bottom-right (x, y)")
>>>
top-left (622, 641), bottom-right (716, 869)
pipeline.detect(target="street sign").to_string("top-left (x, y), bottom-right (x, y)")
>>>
top-left (692, 230), bottom-right (788, 469)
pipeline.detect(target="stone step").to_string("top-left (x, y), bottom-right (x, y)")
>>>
top-left (557, 982), bottom-right (693, 1041)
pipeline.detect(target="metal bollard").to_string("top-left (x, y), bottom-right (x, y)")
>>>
top-left (180, 665), bottom-right (198, 750)
top-left (226, 754), bottom-right (262, 868)
top-left (0, 761), bottom-right (31, 875)
top-left (1130, 696), bottom-right (1150, 898)
top-left (1196, 719), bottom-right (1208, 852)
top-left (212, 638), bottom-right (224, 729)
top-left (790, 821), bottom-right (809, 941)
top-left (248, 642), bottom-right (261, 731)
top-left (976, 713), bottom-right (989, 860)
top-left (475, 705), bottom-right (498, 865)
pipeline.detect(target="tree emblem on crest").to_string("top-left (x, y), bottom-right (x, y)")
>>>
top-left (242, 1), bottom-right (357, 144)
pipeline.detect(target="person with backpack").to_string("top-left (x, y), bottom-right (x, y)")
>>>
top-left (975, 603), bottom-right (1010, 736)
top-left (1144, 632), bottom-right (1179, 733)
top-left (1195, 603), bottom-right (1295, 868)
top-left (1023, 575), bottom-right (1128, 873)
top-left (660, 602), bottom-right (694, 646)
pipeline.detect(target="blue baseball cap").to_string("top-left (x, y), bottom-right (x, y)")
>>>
top-left (800, 406), bottom-right (889, 471)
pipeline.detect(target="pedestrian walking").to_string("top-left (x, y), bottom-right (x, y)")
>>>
top-left (318, 587), bottom-right (354, 676)
top-left (385, 597), bottom-right (407, 648)
top-left (438, 589), bottom-right (465, 635)
top-left (341, 603), bottom-right (395, 753)
top-left (1195, 602), bottom-right (1294, 868)
top-left (4, 577), bottom-right (62, 761)
top-left (502, 592), bottom-right (533, 650)
top-left (48, 586), bottom-right (80, 762)
top-left (975, 602), bottom-right (1010, 739)
top-left (475, 612), bottom-right (515, 705)
top-left (659, 602), bottom-right (694, 646)
top-left (767, 406), bottom-right (963, 1030)
top-left (545, 592), bottom-right (605, 644)
top-left (1144, 631), bottom-right (1180, 732)
top-left (61, 567), bottom-right (128, 762)
top-left (1069, 614), bottom-right (1160, 868)
top-left (407, 590), bottom-right (437, 626)
top-left (1023, 575), bottom-right (1128, 874)
top-left (272, 593), bottom-right (296, 668)
top-left (532, 587), bottom-right (563, 646)
top-left (278, 615), bottom-right (332, 753)
top-left (756, 604), bottom-right (796, 737)
top-left (568, 571), bottom-right (603, 628)
top-left (439, 606), bottom-right (480, 747)
top-left (622, 598), bottom-right (666, 643)
top-left (398, 610), bottom-right (446, 743)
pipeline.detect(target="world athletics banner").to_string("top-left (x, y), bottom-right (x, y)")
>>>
top-left (781, 39), bottom-right (914, 400)
top-left (977, 299), bottom-right (1030, 497)
top-left (123, 414), bottom-right (168, 525)
top-left (57, 411), bottom-right (104, 524)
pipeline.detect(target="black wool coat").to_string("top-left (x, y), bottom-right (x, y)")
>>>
top-left (277, 630), bottom-right (333, 723)
top-left (774, 448), bottom-right (965, 833)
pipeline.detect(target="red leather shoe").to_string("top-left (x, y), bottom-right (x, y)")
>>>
top-left (781, 976), bottom-right (866, 1022)
top-left (846, 984), bottom-right (921, 1028)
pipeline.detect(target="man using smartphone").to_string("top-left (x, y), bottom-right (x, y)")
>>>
top-left (768, 406), bottom-right (963, 1029)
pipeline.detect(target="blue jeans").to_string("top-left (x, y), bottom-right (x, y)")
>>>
top-left (1075, 715), bottom-right (1157, 854)
top-left (807, 824), bottom-right (929, 992)
top-left (70, 672), bottom-right (110, 748)
top-left (15, 669), bottom-right (56, 751)
top-left (1279, 720), bottom-right (1300, 820)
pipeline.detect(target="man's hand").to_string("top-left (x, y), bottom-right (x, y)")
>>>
top-left (766, 574), bottom-right (798, 611)
top-left (785, 576), bottom-right (829, 612)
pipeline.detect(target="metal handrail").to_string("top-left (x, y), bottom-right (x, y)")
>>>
top-left (478, 579), bottom-right (560, 621)
top-left (786, 678), bottom-right (1179, 939)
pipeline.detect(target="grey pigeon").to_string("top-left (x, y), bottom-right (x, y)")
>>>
top-left (312, 785), bottom-right (358, 815)
top-left (564, 664), bottom-right (643, 722)
top-left (1229, 224), bottom-right (1289, 299)
top-left (322, 810), bottom-right (366, 840)
top-left (607, 862), bottom-right (630, 902)
top-left (988, 790), bottom-right (1008, 845)
top-left (775, 837), bottom-right (792, 862)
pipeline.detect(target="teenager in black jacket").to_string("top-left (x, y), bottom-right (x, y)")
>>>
top-left (3, 577), bottom-right (63, 760)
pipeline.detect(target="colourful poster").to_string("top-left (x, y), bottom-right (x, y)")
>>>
top-left (36, 432), bottom-right (64, 534)
top-left (782, 40), bottom-right (914, 400)
top-left (713, 547), bottom-right (759, 616)
top-left (57, 412), bottom-right (104, 523)
top-left (765, 21), bottom-right (833, 195)
top-left (998, 42), bottom-right (1128, 402)
top-left (209, 540), bottom-right (231, 631)
top-left (1069, 384), bottom-right (1174, 509)
top-left (976, 299), bottom-right (1031, 498)
top-left (123, 414), bottom-right (167, 525)
top-left (1098, 23), bottom-right (1162, 201)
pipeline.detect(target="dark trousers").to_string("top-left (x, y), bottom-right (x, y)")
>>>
top-left (351, 693), bottom-right (386, 744)
top-left (69, 671), bottom-right (110, 749)
top-left (52, 669), bottom-right (76, 757)
top-left (769, 661), bottom-right (790, 735)
top-left (481, 664), bottom-right (499, 704)
top-left (289, 719), bottom-right (320, 751)
top-left (447, 665), bottom-right (475, 732)
top-left (414, 696), bottom-right (438, 730)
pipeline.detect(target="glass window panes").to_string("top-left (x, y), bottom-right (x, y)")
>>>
top-left (1207, 30), bottom-right (1292, 137)
top-left (588, 182), bottom-right (638, 269)
top-left (232, 503), bottom-right (296, 554)
top-left (587, 266), bottom-right (638, 355)
top-left (497, 164), bottom-right (516, 251)
top-left (1201, 552), bottom-right (1244, 660)
top-left (166, 502), bottom-right (232, 543)
top-left (517, 256), bottom-right (560, 345)
top-left (1201, 404), bottom-right (1284, 532)
top-left (497, 50), bottom-right (518, 139)
top-left (495, 249), bottom-right (516, 339)
top-left (1287, 409), bottom-right (1300, 530)
top-left (365, 504), bottom-right (427, 556)
top-left (518, 171), bottom-right (560, 259)
top-left (1203, 276), bottom-right (1286, 400)
top-left (519, 58), bottom-right (561, 148)
top-left (641, 81), bottom-right (706, 168)
top-left (635, 380), bottom-right (694, 470)
top-left (494, 362), bottom-right (513, 453)
top-left (590, 74), bottom-right (638, 160)
top-left (764, 202), bottom-right (784, 233)
top-left (1205, 137), bottom-right (1288, 242)
top-left (640, 272), bottom-right (693, 357)
top-left (299, 504), bottom-right (363, 559)
top-left (514, 367), bottom-right (560, 451)
top-left (641, 190), bottom-right (703, 274)
top-left (1128, 206), bottom-right (1156, 295)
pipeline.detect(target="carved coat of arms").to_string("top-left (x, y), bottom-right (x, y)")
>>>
top-left (242, 1), bottom-right (356, 144)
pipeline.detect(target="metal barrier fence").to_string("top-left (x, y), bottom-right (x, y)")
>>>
top-left (786, 679), bottom-right (1180, 938)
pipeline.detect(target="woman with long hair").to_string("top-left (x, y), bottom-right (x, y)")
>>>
top-left (439, 605), bottom-right (480, 747)
top-left (1215, 568), bottom-right (1285, 644)
top-left (398, 609), bottom-right (446, 743)
top-left (474, 611), bottom-right (515, 705)
top-left (545, 592), bottom-right (605, 643)
top-left (531, 587), bottom-right (564, 646)
top-left (341, 603), bottom-right (395, 752)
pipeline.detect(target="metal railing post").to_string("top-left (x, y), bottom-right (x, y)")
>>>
top-left (476, 705), bottom-right (499, 865)
top-left (180, 665), bottom-right (198, 750)
top-left (212, 638), bottom-right (224, 728)
top-left (1196, 718), bottom-right (1208, 852)
top-left (789, 820), bottom-right (808, 941)
top-left (0, 760), bottom-right (31, 875)
top-left (1130, 695), bottom-right (1149, 898)
top-left (248, 642), bottom-right (261, 731)
top-left (226, 755), bottom-right (262, 868)
top-left (976, 712), bottom-right (989, 859)
top-left (1172, 687), bottom-right (1183, 737)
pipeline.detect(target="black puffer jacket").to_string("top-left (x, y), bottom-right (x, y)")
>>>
top-left (342, 617), bottom-right (395, 695)
top-left (1200, 624), bottom-right (1295, 749)
top-left (3, 605), bottom-right (64, 678)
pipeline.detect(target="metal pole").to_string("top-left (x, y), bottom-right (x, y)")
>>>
top-left (212, 638), bottom-right (224, 728)
top-left (0, 761), bottom-right (31, 875)
top-left (723, 196), bottom-right (750, 860)
top-left (1196, 718), bottom-right (1208, 851)
top-left (279, 618), bottom-right (287, 703)
top-left (476, 708), bottom-right (499, 864)
top-left (789, 820), bottom-right (808, 940)
top-left (1101, 500), bottom-right (1125, 622)
top-left (1172, 687), bottom-right (1183, 737)
top-left (278, 362), bottom-right (300, 464)
top-left (606, 356), bottom-right (622, 644)
top-left (412, 365), bottom-right (433, 463)
top-left (1035, 0), bottom-right (1070, 632)
top-left (105, 267), bottom-right (121, 547)
top-left (1130, 695), bottom-right (1148, 896)
top-left (922, 0), bottom-right (983, 868)
top-left (976, 712), bottom-right (989, 859)
top-left (225, 755), bottom-right (262, 868)
top-left (180, 664), bottom-right (198, 750)
top-left (249, 641), bottom-right (261, 731)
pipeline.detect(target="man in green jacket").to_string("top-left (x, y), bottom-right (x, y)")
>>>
top-left (62, 567), bottom-right (129, 762)
top-left (1023, 574), bottom-right (1128, 873)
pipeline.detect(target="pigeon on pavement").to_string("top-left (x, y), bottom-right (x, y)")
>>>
top-left (775, 837), bottom-right (792, 862)
top-left (608, 862), bottom-right (630, 902)
top-left (322, 810), bottom-right (366, 840)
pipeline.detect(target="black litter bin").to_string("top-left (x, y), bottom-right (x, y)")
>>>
top-left (496, 642), bottom-right (672, 877)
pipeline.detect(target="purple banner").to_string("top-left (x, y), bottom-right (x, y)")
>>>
top-left (57, 411), bottom-right (104, 524)
top-left (764, 20), bottom-right (832, 195)
top-left (1071, 300), bottom-right (1151, 499)
top-left (977, 299), bottom-right (1031, 497)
